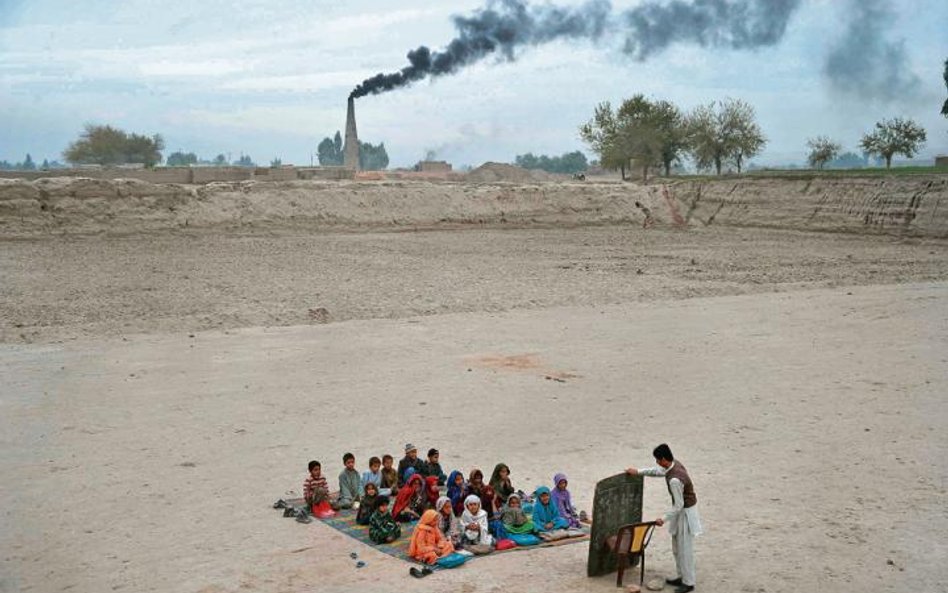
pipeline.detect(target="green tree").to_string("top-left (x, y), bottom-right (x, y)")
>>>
top-left (234, 155), bottom-right (255, 167)
top-left (724, 99), bottom-right (766, 173)
top-left (41, 158), bottom-right (50, 170)
top-left (213, 154), bottom-right (227, 166)
top-left (687, 99), bottom-right (766, 175)
top-left (515, 151), bottom-right (588, 174)
top-left (580, 102), bottom-right (632, 179)
top-left (20, 153), bottom-right (36, 170)
top-left (317, 131), bottom-right (344, 165)
top-left (63, 124), bottom-right (164, 167)
top-left (359, 141), bottom-right (389, 170)
top-left (806, 136), bottom-right (841, 170)
top-left (860, 117), bottom-right (927, 169)
top-left (650, 100), bottom-right (689, 176)
top-left (166, 151), bottom-right (198, 166)
top-left (270, 158), bottom-right (282, 167)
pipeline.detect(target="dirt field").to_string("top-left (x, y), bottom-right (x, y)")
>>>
top-left (2, 193), bottom-right (948, 593)
top-left (2, 225), bottom-right (947, 344)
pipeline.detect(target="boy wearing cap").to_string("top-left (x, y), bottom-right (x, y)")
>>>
top-left (397, 443), bottom-right (425, 487)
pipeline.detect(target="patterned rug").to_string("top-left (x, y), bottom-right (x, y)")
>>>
top-left (281, 498), bottom-right (589, 566)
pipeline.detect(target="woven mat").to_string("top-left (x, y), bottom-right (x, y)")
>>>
top-left (279, 497), bottom-right (589, 566)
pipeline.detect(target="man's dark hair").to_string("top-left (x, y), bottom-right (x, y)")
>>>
top-left (382, 454), bottom-right (393, 462)
top-left (369, 456), bottom-right (381, 467)
top-left (343, 452), bottom-right (355, 463)
top-left (375, 495), bottom-right (390, 509)
top-left (427, 448), bottom-right (439, 459)
top-left (652, 443), bottom-right (674, 462)
top-left (308, 460), bottom-right (321, 471)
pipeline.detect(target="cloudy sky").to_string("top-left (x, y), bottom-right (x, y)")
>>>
top-left (1, 0), bottom-right (946, 168)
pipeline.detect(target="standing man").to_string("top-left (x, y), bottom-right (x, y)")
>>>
top-left (627, 444), bottom-right (702, 593)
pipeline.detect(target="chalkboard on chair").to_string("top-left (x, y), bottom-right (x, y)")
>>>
top-left (586, 472), bottom-right (644, 577)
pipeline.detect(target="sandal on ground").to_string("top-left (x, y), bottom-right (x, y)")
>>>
top-left (295, 509), bottom-right (312, 523)
top-left (283, 506), bottom-right (297, 517)
top-left (409, 567), bottom-right (428, 579)
top-left (273, 499), bottom-right (287, 509)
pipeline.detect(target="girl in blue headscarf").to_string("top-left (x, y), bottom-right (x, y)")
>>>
top-left (532, 486), bottom-right (569, 532)
top-left (446, 470), bottom-right (467, 516)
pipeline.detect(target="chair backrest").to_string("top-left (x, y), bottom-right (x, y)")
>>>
top-left (614, 521), bottom-right (658, 554)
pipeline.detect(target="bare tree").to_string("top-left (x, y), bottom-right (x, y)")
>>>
top-left (806, 136), bottom-right (842, 170)
top-left (860, 117), bottom-right (927, 169)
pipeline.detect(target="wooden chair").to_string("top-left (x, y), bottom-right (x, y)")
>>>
top-left (603, 521), bottom-right (658, 587)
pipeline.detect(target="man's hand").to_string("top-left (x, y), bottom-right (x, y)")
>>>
top-left (626, 467), bottom-right (638, 476)
top-left (655, 518), bottom-right (664, 527)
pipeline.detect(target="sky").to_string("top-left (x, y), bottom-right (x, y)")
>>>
top-left (1, 0), bottom-right (946, 168)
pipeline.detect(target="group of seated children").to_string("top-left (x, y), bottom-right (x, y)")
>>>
top-left (303, 444), bottom-right (587, 564)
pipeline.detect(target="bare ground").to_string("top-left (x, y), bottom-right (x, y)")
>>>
top-left (1, 223), bottom-right (947, 593)
top-left (2, 225), bottom-right (947, 343)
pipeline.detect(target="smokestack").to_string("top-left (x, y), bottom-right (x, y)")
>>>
top-left (344, 97), bottom-right (360, 170)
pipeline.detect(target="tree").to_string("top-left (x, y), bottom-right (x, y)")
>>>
top-left (20, 153), bottom-right (36, 170)
top-left (580, 102), bottom-right (629, 179)
top-left (806, 137), bottom-right (841, 170)
top-left (359, 141), bottom-right (389, 170)
top-left (860, 117), bottom-right (927, 169)
top-left (63, 124), bottom-right (164, 167)
top-left (724, 99), bottom-right (766, 173)
top-left (515, 151), bottom-right (588, 174)
top-left (686, 104), bottom-right (730, 175)
top-left (270, 158), bottom-right (282, 167)
top-left (41, 158), bottom-right (50, 170)
top-left (580, 95), bottom-right (686, 181)
top-left (317, 131), bottom-right (344, 166)
top-left (651, 100), bottom-right (689, 176)
top-left (213, 154), bottom-right (227, 166)
top-left (166, 151), bottom-right (198, 166)
top-left (234, 155), bottom-right (255, 167)
top-left (687, 99), bottom-right (766, 175)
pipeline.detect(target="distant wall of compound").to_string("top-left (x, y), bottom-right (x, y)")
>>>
top-left (0, 165), bottom-right (355, 185)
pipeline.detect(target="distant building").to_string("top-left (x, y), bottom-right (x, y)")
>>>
top-left (416, 160), bottom-right (452, 173)
top-left (936, 156), bottom-right (948, 168)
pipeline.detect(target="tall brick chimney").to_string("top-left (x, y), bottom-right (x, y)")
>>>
top-left (344, 97), bottom-right (360, 170)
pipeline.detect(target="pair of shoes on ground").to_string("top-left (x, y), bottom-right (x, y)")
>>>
top-left (409, 566), bottom-right (433, 578)
top-left (294, 508), bottom-right (312, 523)
top-left (665, 577), bottom-right (694, 593)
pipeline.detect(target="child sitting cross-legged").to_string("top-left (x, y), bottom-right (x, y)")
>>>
top-left (368, 496), bottom-right (401, 544)
top-left (391, 473), bottom-right (426, 522)
top-left (500, 493), bottom-right (535, 535)
top-left (303, 460), bottom-right (329, 511)
top-left (460, 495), bottom-right (495, 555)
top-left (532, 486), bottom-right (570, 540)
top-left (333, 452), bottom-right (361, 510)
top-left (551, 472), bottom-right (583, 528)
top-left (423, 448), bottom-right (448, 486)
top-left (435, 496), bottom-right (464, 548)
top-left (356, 482), bottom-right (379, 525)
top-left (380, 454), bottom-right (398, 495)
top-left (408, 510), bottom-right (455, 564)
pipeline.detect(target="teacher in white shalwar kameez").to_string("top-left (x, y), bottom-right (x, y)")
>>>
top-left (626, 443), bottom-right (703, 593)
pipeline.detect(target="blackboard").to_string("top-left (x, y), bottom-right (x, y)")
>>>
top-left (586, 472), bottom-right (644, 577)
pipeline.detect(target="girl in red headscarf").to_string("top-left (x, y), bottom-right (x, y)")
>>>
top-left (391, 473), bottom-right (426, 522)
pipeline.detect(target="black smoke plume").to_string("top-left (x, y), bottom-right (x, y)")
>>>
top-left (823, 0), bottom-right (921, 103)
top-left (622, 0), bottom-right (802, 60)
top-left (350, 0), bottom-right (610, 99)
top-left (350, 0), bottom-right (803, 99)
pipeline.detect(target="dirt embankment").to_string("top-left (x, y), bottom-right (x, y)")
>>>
top-left (1, 174), bottom-right (946, 238)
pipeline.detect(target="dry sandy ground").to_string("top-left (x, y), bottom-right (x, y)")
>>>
top-left (1, 225), bottom-right (947, 593)
top-left (2, 226), bottom-right (947, 344)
